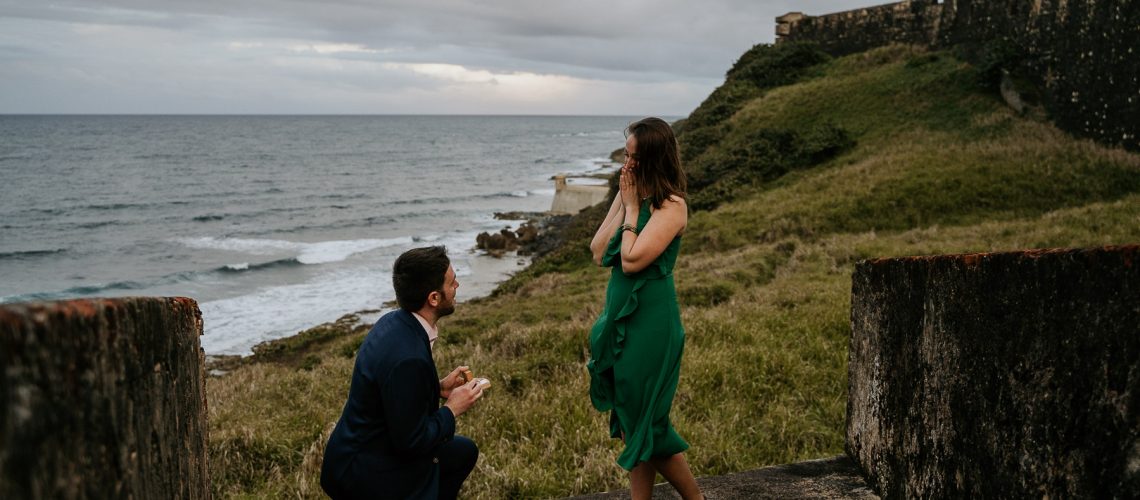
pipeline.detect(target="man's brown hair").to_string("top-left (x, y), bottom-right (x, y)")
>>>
top-left (392, 246), bottom-right (449, 311)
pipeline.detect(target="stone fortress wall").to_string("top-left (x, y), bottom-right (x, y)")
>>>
top-left (776, 0), bottom-right (1140, 151)
top-left (848, 245), bottom-right (1140, 497)
top-left (0, 298), bottom-right (210, 499)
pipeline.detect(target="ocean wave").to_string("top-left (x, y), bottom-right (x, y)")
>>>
top-left (197, 230), bottom-right (524, 354)
top-left (132, 153), bottom-right (180, 160)
top-left (5, 278), bottom-right (149, 303)
top-left (83, 202), bottom-right (147, 211)
top-left (193, 214), bottom-right (226, 222)
top-left (22, 207), bottom-right (67, 216)
top-left (390, 190), bottom-right (541, 206)
top-left (317, 193), bottom-right (366, 200)
top-left (256, 215), bottom-right (402, 235)
top-left (550, 131), bottom-right (618, 138)
top-left (199, 268), bottom-right (396, 355)
top-left (175, 235), bottom-right (414, 265)
top-left (0, 248), bottom-right (68, 259)
top-left (217, 257), bottom-right (303, 273)
top-left (75, 220), bottom-right (125, 229)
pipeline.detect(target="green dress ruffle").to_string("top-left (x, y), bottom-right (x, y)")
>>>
top-left (587, 198), bottom-right (688, 470)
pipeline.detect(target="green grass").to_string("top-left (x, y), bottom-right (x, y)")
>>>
top-left (206, 45), bottom-right (1140, 498)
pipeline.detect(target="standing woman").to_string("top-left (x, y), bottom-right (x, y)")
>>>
top-left (587, 117), bottom-right (701, 499)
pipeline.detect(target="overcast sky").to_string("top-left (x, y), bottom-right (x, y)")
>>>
top-left (0, 0), bottom-right (873, 115)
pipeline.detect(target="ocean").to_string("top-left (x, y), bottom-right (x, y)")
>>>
top-left (0, 115), bottom-right (636, 355)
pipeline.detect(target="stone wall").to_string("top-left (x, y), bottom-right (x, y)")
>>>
top-left (550, 175), bottom-right (611, 215)
top-left (848, 245), bottom-right (1140, 498)
top-left (776, 0), bottom-right (1140, 151)
top-left (776, 1), bottom-right (943, 57)
top-left (0, 297), bottom-right (210, 499)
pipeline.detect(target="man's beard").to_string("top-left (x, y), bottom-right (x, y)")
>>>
top-left (438, 300), bottom-right (455, 318)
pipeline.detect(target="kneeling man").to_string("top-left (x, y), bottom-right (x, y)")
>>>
top-left (321, 246), bottom-right (484, 499)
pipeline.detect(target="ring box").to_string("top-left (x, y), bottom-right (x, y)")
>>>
top-left (458, 369), bottom-right (491, 389)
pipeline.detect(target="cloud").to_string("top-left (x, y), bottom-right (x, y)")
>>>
top-left (0, 0), bottom-right (878, 114)
top-left (289, 43), bottom-right (390, 55)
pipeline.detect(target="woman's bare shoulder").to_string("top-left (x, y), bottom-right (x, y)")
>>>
top-left (662, 194), bottom-right (687, 212)
top-left (655, 195), bottom-right (688, 235)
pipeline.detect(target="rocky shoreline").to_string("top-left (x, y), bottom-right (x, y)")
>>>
top-left (474, 211), bottom-right (573, 258)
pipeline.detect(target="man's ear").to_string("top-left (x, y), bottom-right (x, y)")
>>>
top-left (427, 290), bottom-right (441, 307)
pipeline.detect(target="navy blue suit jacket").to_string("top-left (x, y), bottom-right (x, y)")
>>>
top-left (321, 309), bottom-right (456, 499)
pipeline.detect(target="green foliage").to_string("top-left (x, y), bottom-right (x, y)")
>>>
top-left (726, 41), bottom-right (831, 88)
top-left (679, 42), bottom-right (831, 162)
top-left (677, 280), bottom-right (735, 307)
top-left (247, 314), bottom-right (368, 369)
top-left (300, 355), bottom-right (321, 371)
top-left (206, 44), bottom-right (1140, 499)
top-left (688, 122), bottom-right (854, 210)
top-left (338, 335), bottom-right (364, 358)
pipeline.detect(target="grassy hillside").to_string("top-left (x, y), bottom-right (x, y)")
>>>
top-left (206, 44), bottom-right (1140, 498)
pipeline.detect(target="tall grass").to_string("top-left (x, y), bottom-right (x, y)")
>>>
top-left (206, 45), bottom-right (1140, 498)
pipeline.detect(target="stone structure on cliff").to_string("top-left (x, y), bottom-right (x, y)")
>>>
top-left (0, 297), bottom-right (210, 499)
top-left (777, 0), bottom-right (1140, 151)
top-left (550, 174), bottom-right (610, 215)
top-left (848, 245), bottom-right (1140, 498)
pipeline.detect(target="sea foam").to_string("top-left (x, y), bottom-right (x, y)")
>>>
top-left (175, 236), bottom-right (414, 265)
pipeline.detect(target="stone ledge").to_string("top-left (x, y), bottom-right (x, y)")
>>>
top-left (568, 455), bottom-right (878, 499)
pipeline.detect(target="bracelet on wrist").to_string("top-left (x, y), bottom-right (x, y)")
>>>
top-left (619, 223), bottom-right (638, 235)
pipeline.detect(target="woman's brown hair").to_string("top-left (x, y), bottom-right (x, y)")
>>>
top-left (626, 117), bottom-right (686, 210)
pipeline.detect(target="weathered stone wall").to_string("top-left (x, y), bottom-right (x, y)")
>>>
top-left (776, 1), bottom-right (944, 57)
top-left (551, 175), bottom-right (610, 215)
top-left (0, 297), bottom-right (210, 499)
top-left (777, 0), bottom-right (1140, 151)
top-left (848, 245), bottom-right (1140, 498)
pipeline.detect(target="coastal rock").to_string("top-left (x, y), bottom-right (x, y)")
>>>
top-left (475, 221), bottom-right (546, 258)
top-left (848, 245), bottom-right (1140, 498)
top-left (475, 228), bottom-right (516, 257)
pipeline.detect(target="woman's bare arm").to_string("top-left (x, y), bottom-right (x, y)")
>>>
top-left (590, 194), bottom-right (625, 265)
top-left (619, 196), bottom-right (686, 274)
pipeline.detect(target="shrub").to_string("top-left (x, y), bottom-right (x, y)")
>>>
top-left (678, 281), bottom-right (735, 307)
top-left (677, 43), bottom-right (831, 167)
top-left (726, 42), bottom-right (831, 88)
top-left (687, 122), bottom-right (855, 210)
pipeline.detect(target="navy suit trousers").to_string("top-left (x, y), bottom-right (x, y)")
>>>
top-left (321, 435), bottom-right (477, 499)
top-left (437, 435), bottom-right (478, 500)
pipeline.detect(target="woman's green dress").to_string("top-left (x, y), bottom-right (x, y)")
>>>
top-left (588, 198), bottom-right (688, 470)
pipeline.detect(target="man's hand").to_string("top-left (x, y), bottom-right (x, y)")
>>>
top-left (439, 365), bottom-right (470, 399)
top-left (443, 380), bottom-right (484, 417)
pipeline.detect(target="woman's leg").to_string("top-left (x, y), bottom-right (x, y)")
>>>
top-left (650, 453), bottom-right (701, 500)
top-left (630, 461), bottom-right (657, 500)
